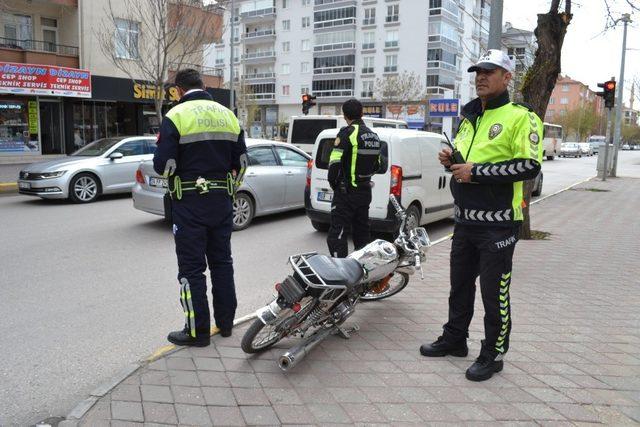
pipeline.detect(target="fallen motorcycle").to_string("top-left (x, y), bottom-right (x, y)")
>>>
top-left (240, 195), bottom-right (431, 371)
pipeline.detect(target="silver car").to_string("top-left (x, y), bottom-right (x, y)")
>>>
top-left (133, 139), bottom-right (311, 230)
top-left (559, 142), bottom-right (582, 158)
top-left (17, 136), bottom-right (157, 203)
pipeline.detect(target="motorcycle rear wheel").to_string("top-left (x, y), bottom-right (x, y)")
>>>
top-left (360, 272), bottom-right (409, 301)
top-left (241, 297), bottom-right (316, 353)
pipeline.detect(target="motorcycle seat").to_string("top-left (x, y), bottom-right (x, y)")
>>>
top-left (306, 255), bottom-right (364, 289)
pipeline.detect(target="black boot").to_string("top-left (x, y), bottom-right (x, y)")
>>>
top-left (219, 327), bottom-right (232, 338)
top-left (465, 356), bottom-right (503, 381)
top-left (420, 336), bottom-right (468, 357)
top-left (167, 329), bottom-right (210, 347)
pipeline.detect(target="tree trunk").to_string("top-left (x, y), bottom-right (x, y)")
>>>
top-left (519, 1), bottom-right (572, 239)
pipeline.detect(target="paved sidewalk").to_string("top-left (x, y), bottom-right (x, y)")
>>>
top-left (70, 178), bottom-right (640, 426)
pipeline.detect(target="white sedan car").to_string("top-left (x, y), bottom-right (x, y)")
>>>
top-left (133, 139), bottom-right (311, 230)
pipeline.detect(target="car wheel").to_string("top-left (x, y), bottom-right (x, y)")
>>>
top-left (311, 220), bottom-right (330, 232)
top-left (405, 204), bottom-right (421, 231)
top-left (69, 173), bottom-right (100, 203)
top-left (233, 192), bottom-right (254, 231)
top-left (532, 174), bottom-right (543, 197)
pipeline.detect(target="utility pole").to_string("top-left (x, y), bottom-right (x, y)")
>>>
top-left (488, 0), bottom-right (504, 50)
top-left (611, 13), bottom-right (632, 177)
top-left (229, 0), bottom-right (236, 114)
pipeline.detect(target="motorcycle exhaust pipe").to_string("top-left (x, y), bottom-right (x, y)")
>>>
top-left (278, 325), bottom-right (336, 371)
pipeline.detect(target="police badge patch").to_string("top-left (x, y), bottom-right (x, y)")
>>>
top-left (488, 124), bottom-right (503, 140)
top-left (529, 132), bottom-right (540, 144)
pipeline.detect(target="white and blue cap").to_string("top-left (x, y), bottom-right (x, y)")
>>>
top-left (468, 49), bottom-right (515, 73)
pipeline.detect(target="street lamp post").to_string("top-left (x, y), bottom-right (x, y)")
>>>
top-left (611, 13), bottom-right (632, 177)
top-left (229, 0), bottom-right (235, 114)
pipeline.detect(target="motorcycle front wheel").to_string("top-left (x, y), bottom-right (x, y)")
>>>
top-left (241, 297), bottom-right (316, 353)
top-left (360, 272), bottom-right (409, 301)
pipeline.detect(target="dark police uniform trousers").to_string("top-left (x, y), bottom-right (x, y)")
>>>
top-left (172, 190), bottom-right (236, 335)
top-left (327, 186), bottom-right (372, 258)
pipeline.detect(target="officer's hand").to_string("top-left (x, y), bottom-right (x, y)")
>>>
top-left (438, 149), bottom-right (452, 167)
top-left (450, 162), bottom-right (475, 183)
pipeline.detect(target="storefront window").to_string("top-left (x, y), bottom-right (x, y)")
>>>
top-left (95, 103), bottom-right (107, 140)
top-left (0, 98), bottom-right (39, 153)
top-left (73, 101), bottom-right (123, 146)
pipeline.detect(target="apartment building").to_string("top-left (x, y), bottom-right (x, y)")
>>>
top-left (0, 0), bottom-right (223, 160)
top-left (501, 21), bottom-right (535, 102)
top-left (545, 76), bottom-right (604, 124)
top-left (210, 0), bottom-right (491, 138)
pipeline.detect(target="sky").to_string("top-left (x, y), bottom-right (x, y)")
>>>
top-left (503, 0), bottom-right (640, 109)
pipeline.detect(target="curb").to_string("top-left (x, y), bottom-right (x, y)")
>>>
top-left (64, 314), bottom-right (257, 421)
top-left (62, 175), bottom-right (595, 423)
top-left (0, 182), bottom-right (17, 194)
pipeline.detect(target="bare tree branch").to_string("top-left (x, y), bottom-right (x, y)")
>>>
top-left (374, 71), bottom-right (425, 119)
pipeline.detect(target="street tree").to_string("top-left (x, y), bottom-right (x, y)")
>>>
top-left (556, 103), bottom-right (601, 140)
top-left (374, 71), bottom-right (424, 119)
top-left (97, 0), bottom-right (223, 122)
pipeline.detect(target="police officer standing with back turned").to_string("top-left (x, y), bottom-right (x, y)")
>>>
top-left (327, 99), bottom-right (385, 258)
top-left (153, 69), bottom-right (247, 347)
top-left (420, 50), bottom-right (543, 381)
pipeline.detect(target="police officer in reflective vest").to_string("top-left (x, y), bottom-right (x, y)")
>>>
top-left (327, 99), bottom-right (384, 258)
top-left (153, 69), bottom-right (247, 347)
top-left (420, 50), bottom-right (543, 381)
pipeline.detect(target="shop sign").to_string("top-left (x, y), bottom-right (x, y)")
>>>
top-left (428, 99), bottom-right (460, 117)
top-left (28, 101), bottom-right (38, 134)
top-left (363, 105), bottom-right (382, 118)
top-left (0, 62), bottom-right (91, 98)
top-left (133, 83), bottom-right (180, 102)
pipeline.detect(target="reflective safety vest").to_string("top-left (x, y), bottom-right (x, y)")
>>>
top-left (328, 121), bottom-right (382, 190)
top-left (452, 92), bottom-right (543, 226)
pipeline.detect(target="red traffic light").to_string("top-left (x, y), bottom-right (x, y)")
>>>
top-left (604, 81), bottom-right (616, 91)
top-left (302, 94), bottom-right (310, 102)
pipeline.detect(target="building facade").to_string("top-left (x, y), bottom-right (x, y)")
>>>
top-left (0, 0), bottom-right (224, 160)
top-left (209, 0), bottom-right (491, 138)
top-left (544, 76), bottom-right (604, 124)
top-left (500, 21), bottom-right (535, 103)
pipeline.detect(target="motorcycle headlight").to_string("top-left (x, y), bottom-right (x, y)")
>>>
top-left (40, 171), bottom-right (67, 179)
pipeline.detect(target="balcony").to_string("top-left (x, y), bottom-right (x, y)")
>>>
top-left (427, 35), bottom-right (459, 50)
top-left (314, 17), bottom-right (356, 29)
top-left (245, 93), bottom-right (276, 104)
top-left (427, 60), bottom-right (457, 73)
top-left (314, 0), bottom-right (357, 6)
top-left (384, 40), bottom-right (398, 48)
top-left (314, 89), bottom-right (354, 98)
top-left (361, 67), bottom-right (374, 74)
top-left (361, 91), bottom-right (374, 98)
top-left (313, 66), bottom-right (355, 75)
top-left (241, 7), bottom-right (276, 23)
top-left (0, 37), bottom-right (79, 68)
top-left (313, 42), bottom-right (356, 52)
top-left (243, 72), bottom-right (276, 83)
top-left (242, 51), bottom-right (276, 63)
top-left (362, 18), bottom-right (376, 26)
top-left (362, 42), bottom-right (375, 50)
top-left (385, 15), bottom-right (399, 23)
top-left (384, 65), bottom-right (398, 73)
top-left (242, 29), bottom-right (276, 44)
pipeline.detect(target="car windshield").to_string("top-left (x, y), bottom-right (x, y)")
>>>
top-left (71, 138), bottom-right (123, 156)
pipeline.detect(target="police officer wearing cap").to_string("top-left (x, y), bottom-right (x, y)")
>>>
top-left (327, 99), bottom-right (385, 258)
top-left (153, 69), bottom-right (247, 347)
top-left (420, 50), bottom-right (543, 381)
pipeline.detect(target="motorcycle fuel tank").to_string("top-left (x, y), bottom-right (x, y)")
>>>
top-left (348, 239), bottom-right (399, 281)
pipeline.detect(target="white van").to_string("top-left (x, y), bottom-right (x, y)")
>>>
top-left (305, 128), bottom-right (454, 233)
top-left (288, 115), bottom-right (408, 154)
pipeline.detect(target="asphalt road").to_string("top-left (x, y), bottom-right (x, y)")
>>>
top-left (1, 151), bottom-right (639, 425)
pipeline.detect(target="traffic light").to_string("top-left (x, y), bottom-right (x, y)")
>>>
top-left (597, 80), bottom-right (616, 109)
top-left (302, 94), bottom-right (316, 115)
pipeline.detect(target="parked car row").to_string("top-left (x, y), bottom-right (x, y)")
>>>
top-left (16, 129), bottom-right (546, 232)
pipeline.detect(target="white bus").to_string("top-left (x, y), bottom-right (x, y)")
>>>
top-left (543, 122), bottom-right (563, 160)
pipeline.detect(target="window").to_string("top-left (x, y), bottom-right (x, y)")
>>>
top-left (41, 17), bottom-right (58, 53)
top-left (275, 147), bottom-right (308, 167)
top-left (549, 98), bottom-right (555, 105)
top-left (385, 31), bottom-right (399, 48)
top-left (114, 18), bottom-right (139, 59)
top-left (301, 39), bottom-right (310, 51)
top-left (282, 20), bottom-right (290, 31)
top-left (314, 7), bottom-right (356, 28)
top-left (562, 84), bottom-right (569, 92)
top-left (282, 41), bottom-right (290, 52)
top-left (363, 8), bottom-right (376, 25)
top-left (282, 63), bottom-right (290, 74)
top-left (301, 86), bottom-right (309, 95)
top-left (247, 146), bottom-right (278, 166)
top-left (282, 85), bottom-right (290, 95)
top-left (560, 97), bottom-right (569, 105)
top-left (303, 0), bottom-right (311, 5)
top-left (3, 14), bottom-right (32, 49)
top-left (282, 0), bottom-right (287, 8)
top-left (362, 56), bottom-right (374, 73)
top-left (315, 30), bottom-right (355, 49)
top-left (559, 109), bottom-right (567, 116)
top-left (117, 140), bottom-right (146, 156)
top-left (362, 81), bottom-right (374, 98)
top-left (301, 62), bottom-right (310, 73)
top-left (302, 17), bottom-right (310, 28)
top-left (386, 4), bottom-right (399, 22)
top-left (385, 55), bottom-right (398, 72)
top-left (363, 32), bottom-right (375, 49)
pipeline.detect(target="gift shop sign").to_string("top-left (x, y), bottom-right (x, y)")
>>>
top-left (0, 62), bottom-right (92, 98)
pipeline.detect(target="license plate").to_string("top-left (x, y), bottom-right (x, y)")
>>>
top-left (149, 177), bottom-right (167, 188)
top-left (19, 182), bottom-right (30, 189)
top-left (317, 191), bottom-right (333, 202)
